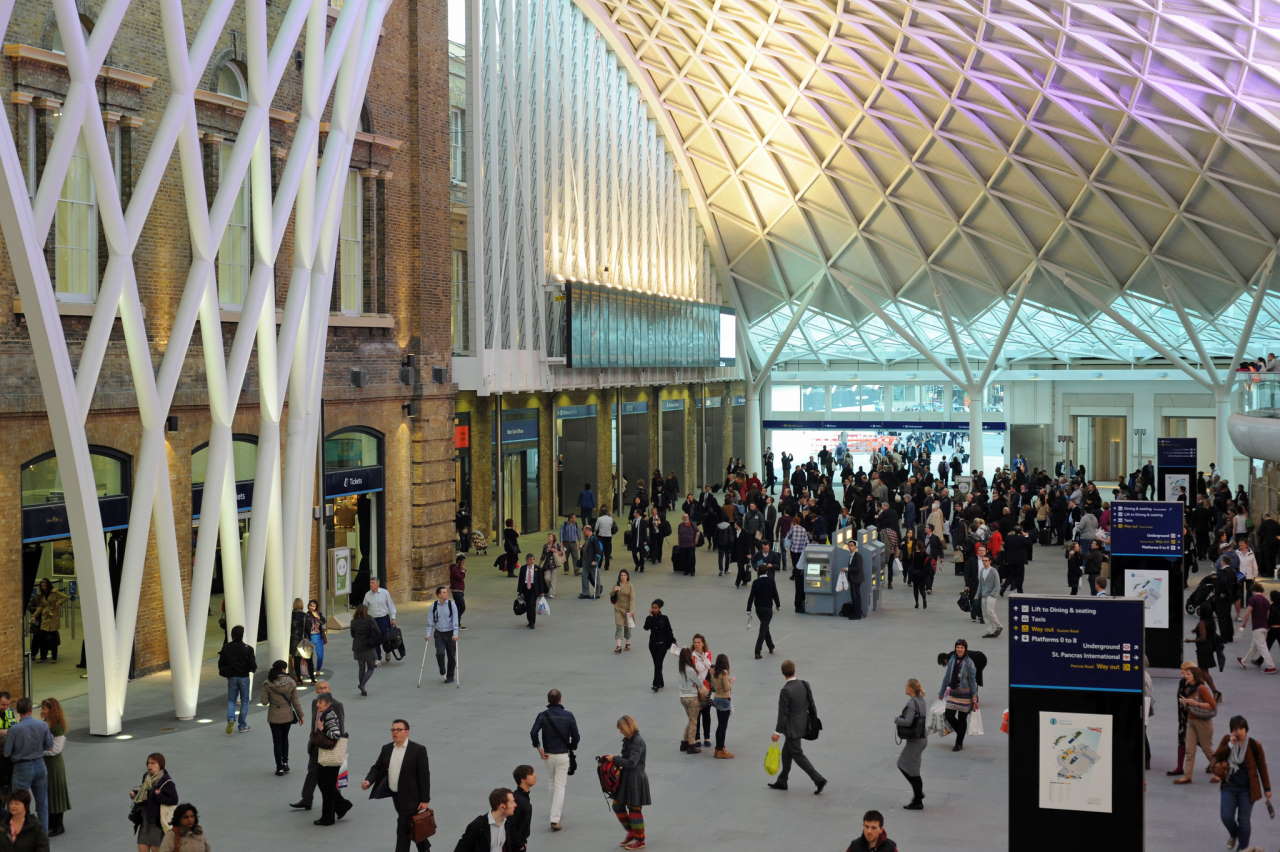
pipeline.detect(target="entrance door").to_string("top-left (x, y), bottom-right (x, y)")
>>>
top-left (1073, 416), bottom-right (1127, 483)
top-left (503, 448), bottom-right (539, 533)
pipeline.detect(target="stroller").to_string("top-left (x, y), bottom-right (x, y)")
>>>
top-left (471, 529), bottom-right (489, 555)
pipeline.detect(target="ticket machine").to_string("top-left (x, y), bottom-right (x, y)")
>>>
top-left (797, 543), bottom-right (852, 615)
top-left (857, 526), bottom-right (886, 614)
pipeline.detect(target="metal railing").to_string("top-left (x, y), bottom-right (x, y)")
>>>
top-left (1239, 372), bottom-right (1280, 418)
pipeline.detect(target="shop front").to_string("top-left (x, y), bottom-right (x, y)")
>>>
top-left (660, 398), bottom-right (685, 487)
top-left (556, 404), bottom-right (597, 519)
top-left (20, 447), bottom-right (131, 698)
top-left (499, 409), bottom-right (540, 533)
top-left (618, 400), bottom-right (650, 504)
top-left (698, 395), bottom-right (724, 487)
top-left (324, 428), bottom-right (386, 607)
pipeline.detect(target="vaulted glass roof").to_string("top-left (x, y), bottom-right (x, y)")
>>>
top-left (581, 0), bottom-right (1280, 367)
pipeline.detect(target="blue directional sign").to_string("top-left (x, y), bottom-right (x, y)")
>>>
top-left (1110, 501), bottom-right (1182, 557)
top-left (1157, 437), bottom-right (1196, 468)
top-left (1009, 596), bottom-right (1145, 693)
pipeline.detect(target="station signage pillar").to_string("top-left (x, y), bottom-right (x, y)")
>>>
top-left (1008, 595), bottom-right (1146, 850)
top-left (1156, 436), bottom-right (1196, 502)
top-left (1111, 500), bottom-right (1185, 668)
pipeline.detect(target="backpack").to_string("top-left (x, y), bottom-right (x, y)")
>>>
top-left (596, 755), bottom-right (622, 796)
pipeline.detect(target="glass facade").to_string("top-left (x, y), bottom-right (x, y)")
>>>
top-left (564, 281), bottom-right (722, 368)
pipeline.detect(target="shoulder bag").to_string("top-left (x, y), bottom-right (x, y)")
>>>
top-left (317, 734), bottom-right (348, 767)
top-left (802, 680), bottom-right (823, 741)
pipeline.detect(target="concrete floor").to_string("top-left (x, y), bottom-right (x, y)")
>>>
top-left (52, 531), bottom-right (1278, 851)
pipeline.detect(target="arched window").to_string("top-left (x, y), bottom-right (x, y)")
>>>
top-left (21, 447), bottom-right (130, 506)
top-left (324, 427), bottom-right (383, 472)
top-left (191, 435), bottom-right (258, 517)
top-left (216, 63), bottom-right (251, 308)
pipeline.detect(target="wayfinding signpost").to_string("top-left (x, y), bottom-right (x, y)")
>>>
top-left (1008, 596), bottom-right (1145, 850)
top-left (1111, 501), bottom-right (1184, 668)
top-left (1156, 436), bottom-right (1196, 502)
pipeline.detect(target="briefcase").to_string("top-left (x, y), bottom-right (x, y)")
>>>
top-left (411, 807), bottom-right (437, 842)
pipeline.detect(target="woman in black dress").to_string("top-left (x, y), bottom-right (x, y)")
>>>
top-left (604, 715), bottom-right (651, 850)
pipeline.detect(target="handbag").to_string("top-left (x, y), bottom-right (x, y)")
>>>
top-left (626, 612), bottom-right (636, 630)
top-left (802, 680), bottom-right (822, 741)
top-left (513, 596), bottom-right (527, 616)
top-left (318, 735), bottom-right (349, 767)
top-left (296, 637), bottom-right (314, 660)
top-left (410, 808), bottom-right (437, 842)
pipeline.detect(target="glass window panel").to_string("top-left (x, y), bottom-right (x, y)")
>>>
top-left (985, 383), bottom-right (1005, 413)
top-left (801, 385), bottom-right (826, 412)
top-left (339, 169), bottom-right (363, 315)
top-left (770, 385), bottom-right (802, 412)
top-left (54, 129), bottom-right (97, 301)
top-left (22, 451), bottom-right (124, 504)
top-left (192, 439), bottom-right (258, 485)
top-left (951, 386), bottom-right (970, 413)
top-left (833, 384), bottom-right (884, 412)
top-left (891, 385), bottom-right (920, 411)
top-left (325, 430), bottom-right (380, 470)
top-left (217, 143), bottom-right (250, 307)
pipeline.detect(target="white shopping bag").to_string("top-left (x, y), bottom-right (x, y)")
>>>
top-left (969, 707), bottom-right (985, 736)
top-left (835, 571), bottom-right (849, 593)
top-left (928, 699), bottom-right (951, 736)
top-left (536, 595), bottom-right (550, 616)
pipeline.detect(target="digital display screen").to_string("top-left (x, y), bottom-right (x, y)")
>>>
top-left (719, 309), bottom-right (736, 366)
top-left (805, 559), bottom-right (826, 576)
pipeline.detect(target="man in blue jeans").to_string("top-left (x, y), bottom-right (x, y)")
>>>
top-left (218, 625), bottom-right (258, 734)
top-left (3, 698), bottom-right (53, 832)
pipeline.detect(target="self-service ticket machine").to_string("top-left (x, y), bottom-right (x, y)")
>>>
top-left (798, 543), bottom-right (852, 615)
top-left (857, 526), bottom-right (886, 614)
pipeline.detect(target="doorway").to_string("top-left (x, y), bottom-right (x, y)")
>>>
top-left (501, 446), bottom-right (540, 533)
top-left (1073, 416), bottom-right (1127, 483)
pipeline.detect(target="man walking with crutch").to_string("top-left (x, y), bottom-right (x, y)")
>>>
top-left (423, 585), bottom-right (460, 685)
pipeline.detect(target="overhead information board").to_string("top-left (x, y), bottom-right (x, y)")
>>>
top-left (1156, 437), bottom-right (1197, 468)
top-left (1009, 597), bottom-right (1145, 693)
top-left (1109, 501), bottom-right (1182, 558)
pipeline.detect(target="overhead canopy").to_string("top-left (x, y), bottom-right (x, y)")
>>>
top-left (583, 0), bottom-right (1280, 367)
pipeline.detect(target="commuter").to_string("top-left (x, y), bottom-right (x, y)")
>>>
top-left (894, 679), bottom-right (928, 810)
top-left (845, 809), bottom-right (898, 851)
top-left (1236, 582), bottom-right (1277, 673)
top-left (907, 542), bottom-right (929, 609)
top-left (362, 577), bottom-right (398, 661)
top-left (977, 557), bottom-right (1003, 638)
top-left (290, 681), bottom-right (344, 811)
top-left (643, 599), bottom-right (676, 691)
top-left (259, 659), bottom-right (305, 776)
top-left (714, 517), bottom-right (735, 577)
top-left (747, 565), bottom-right (781, 659)
top-left (579, 527), bottom-right (604, 599)
top-left (1266, 591), bottom-right (1280, 655)
top-left (217, 624), bottom-right (257, 734)
top-left (611, 570), bottom-right (636, 653)
top-left (158, 803), bottom-right (211, 852)
top-left (1213, 715), bottom-right (1271, 852)
top-left (360, 718), bottom-right (430, 852)
top-left (3, 699), bottom-right (51, 834)
top-left (0, 789), bottom-right (47, 852)
top-left (595, 507), bottom-right (617, 570)
top-left (502, 518), bottom-right (521, 577)
top-left (938, 639), bottom-right (978, 752)
top-left (1188, 605), bottom-right (1226, 674)
top-left (449, 554), bottom-right (468, 629)
top-left (754, 540), bottom-right (782, 579)
top-left (350, 604), bottom-right (380, 696)
top-left (289, 598), bottom-right (311, 682)
top-left (516, 554), bottom-right (547, 630)
top-left (603, 715), bottom-right (650, 850)
top-left (645, 507), bottom-right (669, 569)
top-left (0, 691), bottom-right (19, 792)
top-left (1066, 542), bottom-right (1083, 596)
top-left (560, 513), bottom-right (582, 575)
top-left (626, 510), bottom-right (647, 572)
top-left (508, 765), bottom-right (536, 852)
top-left (690, 634), bottom-right (714, 748)
top-left (767, 660), bottom-right (827, 794)
top-left (309, 695), bottom-right (351, 826)
top-left (541, 532), bottom-right (565, 597)
top-left (454, 788), bottom-right (516, 851)
top-left (1172, 664), bottom-right (1217, 784)
top-left (27, 579), bottom-right (68, 663)
top-left (675, 513), bottom-right (699, 576)
top-left (710, 654), bottom-right (734, 759)
top-left (129, 752), bottom-right (178, 851)
top-left (38, 698), bottom-right (69, 837)
top-left (305, 598), bottom-right (329, 675)
top-left (577, 482), bottom-right (596, 523)
top-left (426, 586), bottom-right (461, 683)
top-left (676, 649), bottom-right (705, 754)
top-left (530, 689), bottom-right (579, 832)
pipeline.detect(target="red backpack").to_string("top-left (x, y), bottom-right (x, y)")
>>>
top-left (596, 755), bottom-right (621, 796)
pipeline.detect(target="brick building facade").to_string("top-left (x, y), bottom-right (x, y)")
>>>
top-left (0, 0), bottom-right (454, 700)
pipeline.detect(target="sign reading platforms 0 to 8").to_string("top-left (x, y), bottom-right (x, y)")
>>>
top-left (1109, 500), bottom-right (1183, 558)
top-left (1010, 598), bottom-right (1145, 693)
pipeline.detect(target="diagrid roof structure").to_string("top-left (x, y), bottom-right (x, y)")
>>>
top-left (577, 0), bottom-right (1280, 368)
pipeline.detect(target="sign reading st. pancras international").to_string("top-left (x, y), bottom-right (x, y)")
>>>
top-left (1009, 598), bottom-right (1145, 693)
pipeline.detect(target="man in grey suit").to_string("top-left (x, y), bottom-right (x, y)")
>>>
top-left (767, 659), bottom-right (827, 793)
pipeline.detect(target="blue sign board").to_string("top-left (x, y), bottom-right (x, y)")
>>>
top-left (500, 418), bottom-right (539, 444)
top-left (323, 465), bottom-right (385, 498)
top-left (22, 494), bottom-right (131, 543)
top-left (661, 399), bottom-right (685, 412)
top-left (1009, 596), bottom-right (1145, 692)
top-left (1157, 437), bottom-right (1196, 468)
top-left (1110, 500), bottom-right (1183, 558)
top-left (192, 480), bottom-right (255, 519)
top-left (732, 395), bottom-right (746, 406)
top-left (609, 401), bottom-right (649, 416)
top-left (555, 404), bottom-right (597, 420)
top-left (763, 419), bottom-right (1008, 432)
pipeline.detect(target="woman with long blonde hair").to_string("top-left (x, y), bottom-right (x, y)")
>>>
top-left (894, 678), bottom-right (929, 809)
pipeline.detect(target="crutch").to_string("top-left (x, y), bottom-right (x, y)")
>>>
top-left (417, 637), bottom-right (429, 688)
top-left (455, 639), bottom-right (462, 688)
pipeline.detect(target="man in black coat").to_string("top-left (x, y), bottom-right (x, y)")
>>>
top-left (509, 766), bottom-right (536, 852)
top-left (747, 565), bottom-right (782, 658)
top-left (767, 659), bottom-right (826, 794)
top-left (455, 788), bottom-right (516, 852)
top-left (1001, 529), bottom-right (1030, 595)
top-left (361, 718), bottom-right (431, 852)
top-left (515, 554), bottom-right (547, 629)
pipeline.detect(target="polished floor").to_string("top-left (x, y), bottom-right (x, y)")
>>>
top-left (52, 530), bottom-right (1277, 851)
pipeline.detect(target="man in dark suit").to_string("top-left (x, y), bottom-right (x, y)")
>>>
top-left (767, 659), bottom-right (826, 794)
top-left (361, 718), bottom-right (431, 852)
top-left (516, 554), bottom-right (546, 629)
top-left (509, 765), bottom-right (536, 852)
top-left (747, 565), bottom-right (781, 659)
top-left (455, 788), bottom-right (516, 852)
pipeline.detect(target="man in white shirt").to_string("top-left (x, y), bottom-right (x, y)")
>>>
top-left (361, 719), bottom-right (430, 852)
top-left (363, 577), bottom-right (397, 661)
top-left (455, 788), bottom-right (516, 851)
top-left (595, 509), bottom-right (616, 570)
